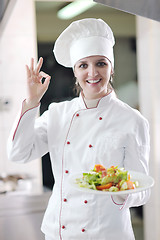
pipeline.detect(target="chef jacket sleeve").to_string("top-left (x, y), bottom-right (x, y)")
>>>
top-left (112, 115), bottom-right (151, 209)
top-left (7, 100), bottom-right (49, 163)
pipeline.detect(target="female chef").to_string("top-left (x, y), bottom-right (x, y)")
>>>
top-left (7, 18), bottom-right (150, 240)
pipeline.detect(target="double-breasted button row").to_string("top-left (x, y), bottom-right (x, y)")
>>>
top-left (65, 113), bottom-right (103, 148)
top-left (62, 112), bottom-right (97, 235)
top-left (61, 225), bottom-right (86, 232)
top-left (63, 197), bottom-right (88, 204)
top-left (66, 141), bottom-right (94, 149)
top-left (75, 112), bottom-right (103, 120)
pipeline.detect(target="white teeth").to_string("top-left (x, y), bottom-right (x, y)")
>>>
top-left (87, 79), bottom-right (101, 84)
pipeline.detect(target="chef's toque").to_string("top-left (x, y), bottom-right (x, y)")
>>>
top-left (53, 18), bottom-right (115, 68)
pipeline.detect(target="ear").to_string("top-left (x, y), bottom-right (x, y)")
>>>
top-left (74, 72), bottom-right (77, 78)
top-left (73, 68), bottom-right (77, 79)
top-left (111, 67), bottom-right (114, 75)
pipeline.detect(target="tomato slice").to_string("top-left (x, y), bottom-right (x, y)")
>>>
top-left (96, 182), bottom-right (113, 190)
top-left (94, 164), bottom-right (106, 173)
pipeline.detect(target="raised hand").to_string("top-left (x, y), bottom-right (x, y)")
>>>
top-left (25, 57), bottom-right (51, 106)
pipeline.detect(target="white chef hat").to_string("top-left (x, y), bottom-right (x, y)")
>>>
top-left (53, 18), bottom-right (115, 68)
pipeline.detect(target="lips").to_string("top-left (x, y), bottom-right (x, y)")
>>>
top-left (86, 78), bottom-right (102, 84)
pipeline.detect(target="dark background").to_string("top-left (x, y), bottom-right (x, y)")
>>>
top-left (38, 42), bottom-right (75, 189)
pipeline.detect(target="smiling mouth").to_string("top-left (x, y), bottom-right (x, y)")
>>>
top-left (86, 78), bottom-right (102, 84)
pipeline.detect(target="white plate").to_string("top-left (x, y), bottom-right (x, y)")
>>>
top-left (68, 171), bottom-right (155, 195)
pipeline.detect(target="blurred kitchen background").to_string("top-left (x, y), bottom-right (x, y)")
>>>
top-left (0, 0), bottom-right (160, 239)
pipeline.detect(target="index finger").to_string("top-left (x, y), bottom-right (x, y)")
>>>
top-left (39, 71), bottom-right (50, 78)
top-left (25, 64), bottom-right (31, 79)
top-left (35, 57), bottom-right (43, 74)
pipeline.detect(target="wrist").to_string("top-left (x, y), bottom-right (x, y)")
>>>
top-left (21, 98), bottom-right (40, 115)
top-left (25, 98), bottom-right (40, 107)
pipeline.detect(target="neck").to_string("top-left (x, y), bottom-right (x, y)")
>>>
top-left (84, 97), bottom-right (100, 108)
top-left (81, 89), bottom-right (112, 100)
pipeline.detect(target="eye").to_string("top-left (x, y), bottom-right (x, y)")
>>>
top-left (97, 61), bottom-right (107, 67)
top-left (79, 63), bottom-right (88, 69)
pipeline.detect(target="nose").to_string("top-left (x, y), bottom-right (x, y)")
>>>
top-left (88, 64), bottom-right (98, 77)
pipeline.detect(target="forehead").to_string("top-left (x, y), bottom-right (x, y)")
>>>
top-left (76, 55), bottom-right (108, 63)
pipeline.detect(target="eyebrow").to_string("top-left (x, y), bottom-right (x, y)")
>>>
top-left (78, 58), bottom-right (107, 63)
top-left (96, 58), bottom-right (108, 62)
top-left (78, 60), bottom-right (87, 64)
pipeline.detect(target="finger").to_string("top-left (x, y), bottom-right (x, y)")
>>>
top-left (43, 76), bottom-right (51, 89)
top-left (37, 74), bottom-right (43, 83)
top-left (25, 65), bottom-right (31, 79)
top-left (36, 71), bottom-right (50, 84)
top-left (35, 57), bottom-right (43, 74)
top-left (30, 58), bottom-right (34, 72)
top-left (39, 71), bottom-right (50, 79)
top-left (38, 76), bottom-right (51, 99)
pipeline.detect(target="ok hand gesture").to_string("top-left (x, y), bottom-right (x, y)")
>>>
top-left (25, 57), bottom-right (51, 106)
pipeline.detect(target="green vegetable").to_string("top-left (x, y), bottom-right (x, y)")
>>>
top-left (76, 165), bottom-right (138, 192)
top-left (108, 186), bottom-right (119, 192)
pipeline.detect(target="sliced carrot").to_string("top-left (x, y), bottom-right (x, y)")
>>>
top-left (96, 182), bottom-right (113, 190)
top-left (128, 173), bottom-right (131, 180)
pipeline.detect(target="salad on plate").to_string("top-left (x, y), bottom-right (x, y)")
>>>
top-left (76, 165), bottom-right (139, 192)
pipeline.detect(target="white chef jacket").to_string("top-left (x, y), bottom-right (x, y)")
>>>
top-left (7, 91), bottom-right (150, 240)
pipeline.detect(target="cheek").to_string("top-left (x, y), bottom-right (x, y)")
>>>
top-left (104, 69), bottom-right (112, 79)
top-left (77, 79), bottom-right (85, 89)
top-left (74, 70), bottom-right (82, 80)
top-left (75, 70), bottom-right (86, 81)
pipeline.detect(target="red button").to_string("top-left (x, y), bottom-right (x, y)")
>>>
top-left (99, 117), bottom-right (102, 120)
top-left (84, 200), bottom-right (88, 204)
top-left (62, 225), bottom-right (65, 229)
top-left (89, 144), bottom-right (93, 148)
top-left (65, 170), bottom-right (69, 174)
top-left (76, 113), bottom-right (79, 117)
top-left (82, 228), bottom-right (85, 232)
top-left (67, 141), bottom-right (70, 145)
top-left (64, 198), bottom-right (67, 202)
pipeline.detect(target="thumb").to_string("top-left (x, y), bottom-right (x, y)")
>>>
top-left (42, 76), bottom-right (51, 92)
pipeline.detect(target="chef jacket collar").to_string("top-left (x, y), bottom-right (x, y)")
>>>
top-left (78, 90), bottom-right (115, 109)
